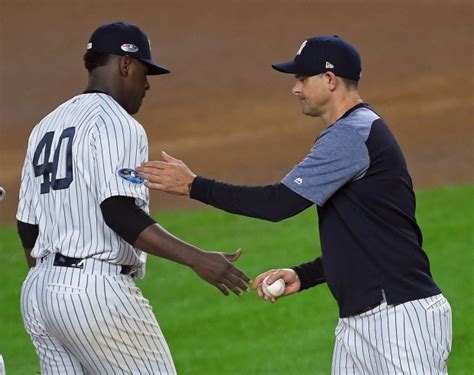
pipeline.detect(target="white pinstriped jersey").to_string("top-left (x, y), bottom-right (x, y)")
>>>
top-left (17, 93), bottom-right (149, 275)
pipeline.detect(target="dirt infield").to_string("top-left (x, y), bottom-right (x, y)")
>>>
top-left (1, 1), bottom-right (472, 224)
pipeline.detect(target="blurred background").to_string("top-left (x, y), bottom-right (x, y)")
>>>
top-left (0, 0), bottom-right (473, 223)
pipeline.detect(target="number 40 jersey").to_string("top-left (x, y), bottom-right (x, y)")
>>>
top-left (17, 93), bottom-right (150, 273)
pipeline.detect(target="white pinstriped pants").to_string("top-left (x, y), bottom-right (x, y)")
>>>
top-left (21, 255), bottom-right (176, 374)
top-left (332, 294), bottom-right (452, 375)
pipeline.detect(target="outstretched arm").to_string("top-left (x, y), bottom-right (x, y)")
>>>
top-left (101, 196), bottom-right (250, 296)
top-left (134, 223), bottom-right (248, 296)
top-left (137, 152), bottom-right (313, 222)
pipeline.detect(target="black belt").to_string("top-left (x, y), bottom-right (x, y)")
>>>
top-left (356, 300), bottom-right (383, 315)
top-left (53, 253), bottom-right (134, 275)
top-left (360, 302), bottom-right (381, 313)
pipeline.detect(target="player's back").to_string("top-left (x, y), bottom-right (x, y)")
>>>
top-left (18, 92), bottom-right (149, 265)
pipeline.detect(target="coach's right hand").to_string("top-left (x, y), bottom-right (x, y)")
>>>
top-left (190, 248), bottom-right (251, 296)
top-left (137, 151), bottom-right (196, 196)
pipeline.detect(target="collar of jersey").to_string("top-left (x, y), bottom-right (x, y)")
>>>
top-left (83, 89), bottom-right (109, 95)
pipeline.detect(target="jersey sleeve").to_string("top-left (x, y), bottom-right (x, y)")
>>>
top-left (281, 125), bottom-right (369, 206)
top-left (16, 152), bottom-right (38, 224)
top-left (92, 116), bottom-right (149, 208)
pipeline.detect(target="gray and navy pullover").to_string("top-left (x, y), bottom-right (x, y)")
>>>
top-left (191, 103), bottom-right (441, 317)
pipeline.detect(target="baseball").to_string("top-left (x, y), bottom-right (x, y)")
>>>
top-left (262, 275), bottom-right (285, 298)
top-left (0, 187), bottom-right (5, 201)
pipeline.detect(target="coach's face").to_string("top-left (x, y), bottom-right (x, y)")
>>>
top-left (120, 57), bottom-right (150, 115)
top-left (292, 73), bottom-right (332, 117)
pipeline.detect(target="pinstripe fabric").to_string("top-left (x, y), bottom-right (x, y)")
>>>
top-left (17, 93), bottom-right (176, 373)
top-left (331, 294), bottom-right (452, 375)
top-left (17, 93), bottom-right (148, 274)
top-left (21, 255), bottom-right (176, 374)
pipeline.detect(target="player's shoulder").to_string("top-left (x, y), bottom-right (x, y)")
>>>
top-left (29, 95), bottom-right (81, 139)
top-left (336, 105), bottom-right (380, 128)
top-left (29, 93), bottom-right (145, 141)
top-left (90, 93), bottom-right (145, 132)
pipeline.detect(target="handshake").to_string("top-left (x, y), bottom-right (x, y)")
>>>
top-left (170, 245), bottom-right (301, 302)
top-left (192, 248), bottom-right (302, 302)
top-left (197, 250), bottom-right (302, 302)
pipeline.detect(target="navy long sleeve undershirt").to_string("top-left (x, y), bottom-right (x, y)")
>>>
top-left (17, 197), bottom-right (155, 251)
top-left (190, 176), bottom-right (313, 222)
top-left (100, 196), bottom-right (156, 245)
top-left (17, 221), bottom-right (39, 249)
top-left (190, 176), bottom-right (326, 289)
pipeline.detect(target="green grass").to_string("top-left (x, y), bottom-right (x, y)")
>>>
top-left (0, 186), bottom-right (472, 374)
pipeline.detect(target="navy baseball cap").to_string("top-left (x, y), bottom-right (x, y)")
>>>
top-left (272, 35), bottom-right (361, 81)
top-left (87, 21), bottom-right (170, 75)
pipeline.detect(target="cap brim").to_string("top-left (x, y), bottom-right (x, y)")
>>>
top-left (271, 60), bottom-right (298, 74)
top-left (140, 59), bottom-right (170, 75)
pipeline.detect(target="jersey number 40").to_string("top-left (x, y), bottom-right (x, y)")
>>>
top-left (32, 127), bottom-right (76, 194)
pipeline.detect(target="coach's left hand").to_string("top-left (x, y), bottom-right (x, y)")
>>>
top-left (253, 268), bottom-right (301, 303)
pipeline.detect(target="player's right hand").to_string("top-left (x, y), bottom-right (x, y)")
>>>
top-left (191, 248), bottom-right (251, 296)
top-left (253, 268), bottom-right (301, 303)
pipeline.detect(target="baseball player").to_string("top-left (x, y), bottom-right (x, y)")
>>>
top-left (138, 36), bottom-right (452, 374)
top-left (17, 21), bottom-right (250, 374)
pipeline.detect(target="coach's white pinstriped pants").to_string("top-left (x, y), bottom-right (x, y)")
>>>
top-left (21, 255), bottom-right (177, 374)
top-left (331, 294), bottom-right (452, 375)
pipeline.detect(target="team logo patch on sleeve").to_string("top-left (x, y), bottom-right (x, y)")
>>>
top-left (118, 168), bottom-right (144, 184)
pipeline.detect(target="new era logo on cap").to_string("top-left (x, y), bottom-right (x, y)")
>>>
top-left (325, 61), bottom-right (334, 69)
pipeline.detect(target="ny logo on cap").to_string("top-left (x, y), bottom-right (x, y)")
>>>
top-left (296, 40), bottom-right (308, 56)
